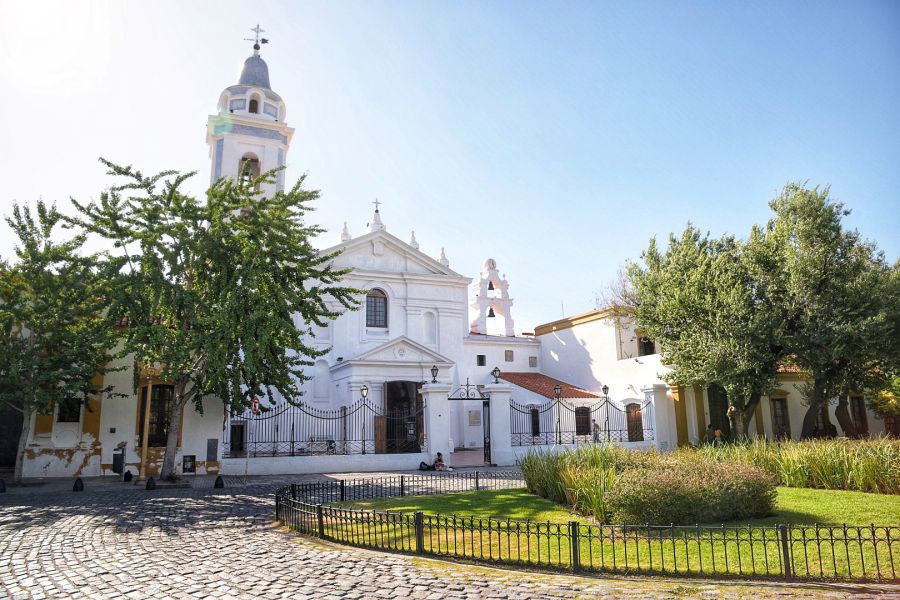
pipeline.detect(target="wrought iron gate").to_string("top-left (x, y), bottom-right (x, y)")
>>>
top-left (509, 396), bottom-right (654, 446)
top-left (222, 398), bottom-right (424, 458)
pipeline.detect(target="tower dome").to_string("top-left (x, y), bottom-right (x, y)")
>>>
top-left (239, 54), bottom-right (271, 89)
top-left (206, 26), bottom-right (295, 197)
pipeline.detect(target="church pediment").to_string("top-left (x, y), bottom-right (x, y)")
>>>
top-left (332, 336), bottom-right (454, 371)
top-left (321, 230), bottom-right (464, 278)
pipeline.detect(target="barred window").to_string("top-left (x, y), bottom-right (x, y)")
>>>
top-left (575, 406), bottom-right (591, 436)
top-left (626, 403), bottom-right (644, 442)
top-left (529, 356), bottom-right (538, 368)
top-left (504, 350), bottom-right (514, 362)
top-left (366, 289), bottom-right (388, 328)
top-left (57, 398), bottom-right (81, 423)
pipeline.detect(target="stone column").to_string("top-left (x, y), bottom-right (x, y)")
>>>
top-left (421, 383), bottom-right (452, 461)
top-left (484, 382), bottom-right (515, 466)
top-left (646, 385), bottom-right (675, 451)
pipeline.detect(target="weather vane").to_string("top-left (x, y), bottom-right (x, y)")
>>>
top-left (244, 24), bottom-right (269, 51)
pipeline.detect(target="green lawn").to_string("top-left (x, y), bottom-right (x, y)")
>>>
top-left (310, 487), bottom-right (900, 580)
top-left (344, 486), bottom-right (900, 526)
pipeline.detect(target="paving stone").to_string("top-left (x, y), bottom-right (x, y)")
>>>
top-left (1, 483), bottom-right (896, 600)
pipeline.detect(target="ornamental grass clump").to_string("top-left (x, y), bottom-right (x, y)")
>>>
top-left (691, 437), bottom-right (900, 494)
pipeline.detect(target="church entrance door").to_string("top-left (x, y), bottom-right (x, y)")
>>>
top-left (374, 381), bottom-right (423, 454)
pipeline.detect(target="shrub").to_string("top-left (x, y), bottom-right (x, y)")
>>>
top-left (605, 457), bottom-right (777, 525)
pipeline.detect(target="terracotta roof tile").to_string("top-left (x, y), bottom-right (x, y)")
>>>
top-left (499, 372), bottom-right (600, 400)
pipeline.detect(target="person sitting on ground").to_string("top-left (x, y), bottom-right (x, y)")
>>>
top-left (434, 452), bottom-right (446, 471)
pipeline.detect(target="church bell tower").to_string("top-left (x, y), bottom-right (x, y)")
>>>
top-left (207, 25), bottom-right (294, 197)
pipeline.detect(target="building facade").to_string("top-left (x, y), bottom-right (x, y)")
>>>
top-left (5, 43), bottom-right (892, 480)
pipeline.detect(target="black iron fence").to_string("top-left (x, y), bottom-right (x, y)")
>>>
top-left (224, 398), bottom-right (424, 458)
top-left (510, 397), bottom-right (655, 447)
top-left (276, 473), bottom-right (899, 582)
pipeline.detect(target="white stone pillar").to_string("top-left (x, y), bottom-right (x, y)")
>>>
top-left (484, 382), bottom-right (515, 466)
top-left (422, 383), bottom-right (452, 462)
top-left (647, 385), bottom-right (675, 451)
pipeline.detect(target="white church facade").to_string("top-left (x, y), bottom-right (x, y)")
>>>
top-left (5, 40), bottom-right (893, 479)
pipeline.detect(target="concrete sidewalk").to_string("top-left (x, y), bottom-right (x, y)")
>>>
top-left (0, 464), bottom-right (521, 498)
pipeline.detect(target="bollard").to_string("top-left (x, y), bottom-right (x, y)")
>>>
top-left (123, 471), bottom-right (133, 482)
top-left (146, 476), bottom-right (156, 490)
top-left (73, 478), bottom-right (84, 492)
top-left (0, 478), bottom-right (6, 493)
top-left (214, 475), bottom-right (225, 489)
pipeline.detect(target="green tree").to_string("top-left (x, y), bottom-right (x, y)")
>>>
top-left (627, 226), bottom-right (784, 438)
top-left (755, 184), bottom-right (898, 438)
top-left (72, 160), bottom-right (360, 480)
top-left (0, 201), bottom-right (117, 482)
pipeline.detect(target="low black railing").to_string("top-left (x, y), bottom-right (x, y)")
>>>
top-left (275, 473), bottom-right (899, 582)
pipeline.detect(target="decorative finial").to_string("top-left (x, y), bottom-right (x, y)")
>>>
top-left (438, 248), bottom-right (449, 268)
top-left (409, 230), bottom-right (419, 250)
top-left (370, 200), bottom-right (385, 233)
top-left (341, 222), bottom-right (351, 242)
top-left (244, 24), bottom-right (269, 54)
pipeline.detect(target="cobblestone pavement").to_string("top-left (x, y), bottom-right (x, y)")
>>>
top-left (1, 484), bottom-right (898, 600)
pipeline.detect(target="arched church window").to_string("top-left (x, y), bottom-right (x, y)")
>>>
top-left (249, 98), bottom-right (259, 113)
top-left (239, 154), bottom-right (260, 190)
top-left (366, 289), bottom-right (388, 328)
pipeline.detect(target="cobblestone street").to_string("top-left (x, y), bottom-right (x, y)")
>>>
top-left (1, 482), bottom-right (897, 599)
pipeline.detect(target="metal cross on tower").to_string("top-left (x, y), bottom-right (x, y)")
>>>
top-left (372, 198), bottom-right (382, 212)
top-left (244, 24), bottom-right (269, 50)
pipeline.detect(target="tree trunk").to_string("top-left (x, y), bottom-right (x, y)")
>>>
top-left (729, 394), bottom-right (761, 440)
top-left (159, 388), bottom-right (188, 481)
top-left (13, 403), bottom-right (32, 484)
top-left (834, 396), bottom-right (857, 438)
top-left (800, 379), bottom-right (826, 439)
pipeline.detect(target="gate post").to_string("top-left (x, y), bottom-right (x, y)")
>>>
top-left (483, 382), bottom-right (515, 466)
top-left (422, 383), bottom-right (452, 463)
top-left (340, 479), bottom-right (346, 502)
top-left (414, 511), bottom-right (425, 554)
top-left (317, 504), bottom-right (325, 539)
top-left (779, 524), bottom-right (793, 579)
top-left (569, 521), bottom-right (581, 572)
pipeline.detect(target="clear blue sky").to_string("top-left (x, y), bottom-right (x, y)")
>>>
top-left (1, 1), bottom-right (898, 331)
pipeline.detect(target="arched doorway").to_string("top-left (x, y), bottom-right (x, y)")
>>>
top-left (375, 381), bottom-right (423, 453)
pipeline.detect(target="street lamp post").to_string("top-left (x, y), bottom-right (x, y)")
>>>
top-left (430, 365), bottom-right (439, 383)
top-left (360, 384), bottom-right (369, 455)
top-left (491, 366), bottom-right (501, 384)
top-left (602, 384), bottom-right (611, 442)
top-left (554, 384), bottom-right (562, 445)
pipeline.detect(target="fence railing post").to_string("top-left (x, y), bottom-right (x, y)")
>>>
top-left (778, 524), bottom-right (792, 580)
top-left (340, 479), bottom-right (345, 502)
top-left (569, 521), bottom-right (580, 572)
top-left (400, 475), bottom-right (405, 497)
top-left (414, 511), bottom-right (425, 554)
top-left (317, 504), bottom-right (325, 539)
top-left (291, 483), bottom-right (297, 500)
top-left (474, 471), bottom-right (480, 491)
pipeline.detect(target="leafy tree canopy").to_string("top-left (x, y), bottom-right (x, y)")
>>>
top-left (71, 160), bottom-right (361, 478)
top-left (0, 201), bottom-right (118, 481)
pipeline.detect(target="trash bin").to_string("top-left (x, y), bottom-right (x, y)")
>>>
top-left (112, 447), bottom-right (125, 474)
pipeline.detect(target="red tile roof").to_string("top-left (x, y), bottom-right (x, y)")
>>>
top-left (499, 372), bottom-right (600, 399)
